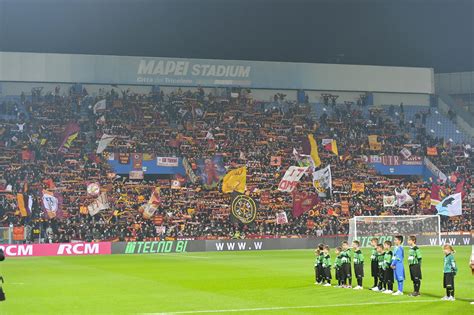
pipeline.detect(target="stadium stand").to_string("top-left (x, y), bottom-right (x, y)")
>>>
top-left (0, 85), bottom-right (472, 243)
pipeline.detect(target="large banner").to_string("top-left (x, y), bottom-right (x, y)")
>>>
top-left (197, 156), bottom-right (226, 189)
top-left (0, 242), bottom-right (111, 257)
top-left (108, 155), bottom-right (186, 175)
top-left (278, 166), bottom-right (308, 193)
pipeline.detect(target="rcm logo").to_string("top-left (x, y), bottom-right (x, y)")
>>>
top-left (0, 245), bottom-right (33, 256)
top-left (57, 243), bottom-right (100, 255)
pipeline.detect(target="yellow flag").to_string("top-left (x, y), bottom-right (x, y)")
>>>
top-left (222, 167), bottom-right (247, 194)
top-left (331, 139), bottom-right (339, 156)
top-left (368, 135), bottom-right (382, 150)
top-left (308, 134), bottom-right (321, 168)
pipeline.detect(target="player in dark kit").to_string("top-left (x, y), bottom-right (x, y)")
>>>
top-left (317, 244), bottom-right (325, 284)
top-left (370, 238), bottom-right (379, 290)
top-left (314, 243), bottom-right (324, 284)
top-left (407, 235), bottom-right (422, 296)
top-left (321, 245), bottom-right (332, 286)
top-left (340, 241), bottom-right (352, 288)
top-left (374, 243), bottom-right (385, 292)
top-left (352, 240), bottom-right (364, 290)
top-left (0, 248), bottom-right (5, 301)
top-left (382, 240), bottom-right (394, 294)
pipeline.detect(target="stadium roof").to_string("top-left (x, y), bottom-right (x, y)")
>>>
top-left (0, 0), bottom-right (472, 73)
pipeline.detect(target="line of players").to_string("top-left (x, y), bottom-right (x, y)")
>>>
top-left (314, 235), bottom-right (458, 300)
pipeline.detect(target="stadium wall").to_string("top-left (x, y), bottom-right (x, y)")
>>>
top-left (0, 52), bottom-right (434, 94)
top-left (372, 92), bottom-right (430, 106)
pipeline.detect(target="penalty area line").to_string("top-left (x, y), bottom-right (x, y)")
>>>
top-left (147, 299), bottom-right (443, 314)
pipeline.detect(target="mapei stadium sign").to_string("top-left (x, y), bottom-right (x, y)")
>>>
top-left (138, 60), bottom-right (251, 78)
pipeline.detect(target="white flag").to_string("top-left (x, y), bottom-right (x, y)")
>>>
top-left (93, 99), bottom-right (106, 114)
top-left (312, 165), bottom-right (332, 196)
top-left (96, 134), bottom-right (116, 154)
top-left (436, 193), bottom-right (462, 216)
top-left (395, 188), bottom-right (413, 207)
top-left (383, 195), bottom-right (397, 207)
top-left (277, 166), bottom-right (308, 193)
top-left (42, 191), bottom-right (59, 212)
top-left (276, 211), bottom-right (288, 224)
top-left (88, 192), bottom-right (109, 216)
top-left (400, 148), bottom-right (412, 159)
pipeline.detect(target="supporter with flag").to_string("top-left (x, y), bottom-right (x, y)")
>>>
top-left (58, 122), bottom-right (80, 154)
top-left (293, 190), bottom-right (320, 217)
top-left (322, 139), bottom-right (338, 156)
top-left (16, 194), bottom-right (31, 217)
top-left (302, 134), bottom-right (321, 168)
top-left (312, 165), bottom-right (332, 197)
top-left (42, 190), bottom-right (62, 219)
top-left (96, 134), bottom-right (116, 154)
top-left (436, 193), bottom-right (462, 216)
top-left (395, 189), bottom-right (413, 207)
top-left (430, 183), bottom-right (442, 211)
top-left (93, 99), bottom-right (106, 114)
top-left (222, 167), bottom-right (247, 194)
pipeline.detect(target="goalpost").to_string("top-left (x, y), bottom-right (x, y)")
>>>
top-left (348, 215), bottom-right (441, 247)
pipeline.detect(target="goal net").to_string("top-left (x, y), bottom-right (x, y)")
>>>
top-left (348, 215), bottom-right (441, 247)
top-left (0, 226), bottom-right (12, 244)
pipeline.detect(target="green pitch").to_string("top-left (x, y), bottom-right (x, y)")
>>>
top-left (1, 246), bottom-right (472, 314)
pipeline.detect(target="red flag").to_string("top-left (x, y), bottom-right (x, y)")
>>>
top-left (132, 153), bottom-right (143, 170)
top-left (270, 156), bottom-right (282, 166)
top-left (430, 183), bottom-right (441, 212)
top-left (292, 190), bottom-right (320, 217)
top-left (455, 180), bottom-right (466, 199)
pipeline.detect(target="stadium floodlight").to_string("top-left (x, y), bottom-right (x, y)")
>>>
top-left (348, 215), bottom-right (441, 247)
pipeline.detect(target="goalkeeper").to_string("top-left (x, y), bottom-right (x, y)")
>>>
top-left (391, 235), bottom-right (405, 296)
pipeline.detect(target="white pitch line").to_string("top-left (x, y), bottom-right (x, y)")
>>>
top-left (162, 254), bottom-right (210, 259)
top-left (146, 299), bottom-right (443, 315)
top-left (145, 253), bottom-right (210, 259)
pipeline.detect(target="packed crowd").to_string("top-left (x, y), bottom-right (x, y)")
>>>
top-left (0, 85), bottom-right (472, 243)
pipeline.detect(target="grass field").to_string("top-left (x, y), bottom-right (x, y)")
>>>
top-left (0, 246), bottom-right (472, 314)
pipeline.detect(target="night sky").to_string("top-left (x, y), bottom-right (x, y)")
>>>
top-left (0, 0), bottom-right (472, 73)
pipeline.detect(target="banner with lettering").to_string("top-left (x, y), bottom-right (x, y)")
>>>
top-left (157, 157), bottom-right (179, 167)
top-left (278, 166), bottom-right (308, 193)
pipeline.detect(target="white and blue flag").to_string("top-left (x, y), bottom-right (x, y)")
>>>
top-left (436, 193), bottom-right (462, 216)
